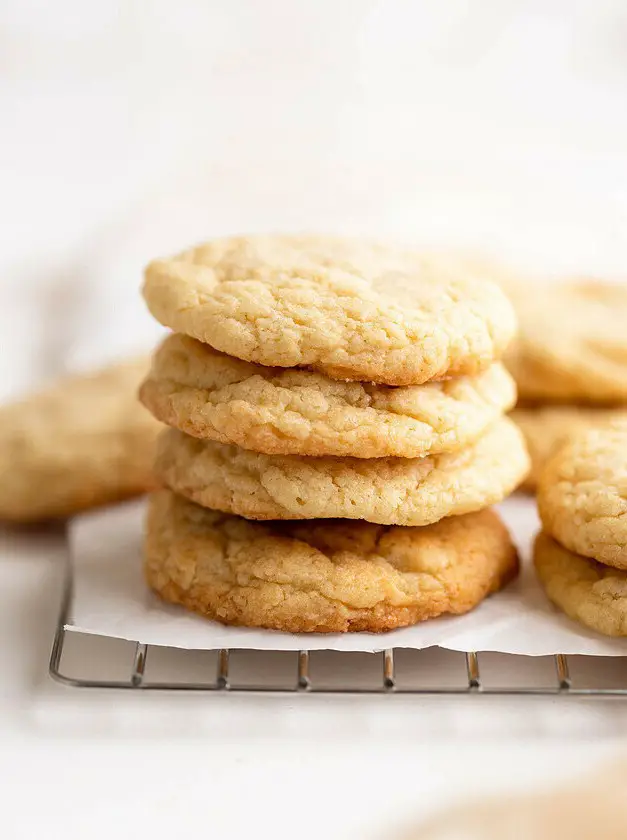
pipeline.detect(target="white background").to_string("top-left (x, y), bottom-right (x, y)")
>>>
top-left (2, 2), bottom-right (627, 837)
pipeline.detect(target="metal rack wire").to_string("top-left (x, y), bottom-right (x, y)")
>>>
top-left (49, 564), bottom-right (627, 696)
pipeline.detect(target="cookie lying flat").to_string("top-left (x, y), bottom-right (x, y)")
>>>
top-left (143, 235), bottom-right (516, 386)
top-left (511, 405), bottom-right (627, 491)
top-left (538, 423), bottom-right (627, 569)
top-left (141, 334), bottom-right (517, 458)
top-left (0, 358), bottom-right (160, 522)
top-left (534, 531), bottom-right (627, 636)
top-left (145, 490), bottom-right (518, 633)
top-left (155, 417), bottom-right (529, 526)
top-left (505, 279), bottom-right (627, 403)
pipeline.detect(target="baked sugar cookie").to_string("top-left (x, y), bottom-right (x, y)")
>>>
top-left (534, 531), bottom-right (627, 636)
top-left (538, 422), bottom-right (627, 569)
top-left (142, 235), bottom-right (516, 385)
top-left (140, 334), bottom-right (517, 458)
top-left (0, 358), bottom-right (160, 522)
top-left (510, 405), bottom-right (627, 491)
top-left (145, 490), bottom-right (518, 633)
top-left (505, 279), bottom-right (627, 403)
top-left (155, 417), bottom-right (529, 526)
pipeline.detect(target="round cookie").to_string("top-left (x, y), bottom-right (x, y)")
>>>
top-left (537, 422), bottom-right (627, 569)
top-left (0, 358), bottom-right (160, 522)
top-left (511, 405), bottom-right (627, 491)
top-left (534, 531), bottom-right (627, 637)
top-left (154, 417), bottom-right (529, 526)
top-left (142, 235), bottom-right (517, 386)
top-left (145, 490), bottom-right (518, 633)
top-left (505, 278), bottom-right (627, 403)
top-left (140, 334), bottom-right (517, 458)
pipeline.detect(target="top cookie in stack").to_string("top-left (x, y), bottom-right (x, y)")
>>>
top-left (142, 236), bottom-right (515, 458)
top-left (506, 279), bottom-right (627, 489)
top-left (142, 235), bottom-right (516, 386)
top-left (139, 235), bottom-right (527, 632)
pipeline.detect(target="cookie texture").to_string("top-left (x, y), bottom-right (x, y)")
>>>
top-left (155, 418), bottom-right (529, 526)
top-left (145, 490), bottom-right (518, 633)
top-left (141, 334), bottom-right (517, 458)
top-left (534, 531), bottom-right (627, 636)
top-left (505, 278), bottom-right (627, 403)
top-left (0, 358), bottom-right (160, 522)
top-left (511, 405), bottom-right (627, 491)
top-left (537, 423), bottom-right (627, 569)
top-left (142, 235), bottom-right (516, 386)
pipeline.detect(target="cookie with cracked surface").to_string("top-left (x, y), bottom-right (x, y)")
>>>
top-left (505, 278), bottom-right (627, 403)
top-left (534, 531), bottom-right (627, 636)
top-left (154, 417), bottom-right (529, 526)
top-left (145, 490), bottom-right (518, 633)
top-left (0, 358), bottom-right (160, 522)
top-left (140, 333), bottom-right (517, 458)
top-left (537, 422), bottom-right (627, 569)
top-left (142, 235), bottom-right (517, 386)
top-left (511, 405), bottom-right (627, 491)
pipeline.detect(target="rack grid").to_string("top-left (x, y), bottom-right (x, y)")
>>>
top-left (49, 564), bottom-right (627, 696)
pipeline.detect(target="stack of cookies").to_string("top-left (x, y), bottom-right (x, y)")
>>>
top-left (534, 422), bottom-right (627, 637)
top-left (506, 279), bottom-right (627, 490)
top-left (139, 235), bottom-right (529, 633)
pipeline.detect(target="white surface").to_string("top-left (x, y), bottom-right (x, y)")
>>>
top-left (69, 495), bottom-right (627, 655)
top-left (3, 3), bottom-right (627, 838)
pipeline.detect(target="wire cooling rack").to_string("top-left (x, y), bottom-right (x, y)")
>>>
top-left (49, 564), bottom-right (627, 696)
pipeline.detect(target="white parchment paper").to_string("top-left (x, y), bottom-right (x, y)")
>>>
top-left (66, 496), bottom-right (627, 655)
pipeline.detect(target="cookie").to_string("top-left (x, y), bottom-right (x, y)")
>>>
top-left (145, 490), bottom-right (518, 633)
top-left (511, 405), bottom-right (627, 491)
top-left (142, 235), bottom-right (516, 386)
top-left (140, 334), bottom-right (517, 458)
top-left (0, 358), bottom-right (160, 522)
top-left (533, 531), bottom-right (627, 636)
top-left (505, 278), bottom-right (627, 403)
top-left (537, 423), bottom-right (627, 569)
top-left (154, 417), bottom-right (529, 526)
top-left (410, 761), bottom-right (627, 838)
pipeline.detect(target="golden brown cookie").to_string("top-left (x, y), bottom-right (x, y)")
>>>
top-left (0, 358), bottom-right (160, 522)
top-left (510, 405), bottom-right (627, 491)
top-left (505, 278), bottom-right (627, 403)
top-left (537, 422), bottom-right (627, 569)
top-left (154, 418), bottom-right (529, 526)
top-left (145, 490), bottom-right (518, 633)
top-left (142, 235), bottom-right (516, 386)
top-left (534, 531), bottom-right (627, 636)
top-left (140, 334), bottom-right (517, 458)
